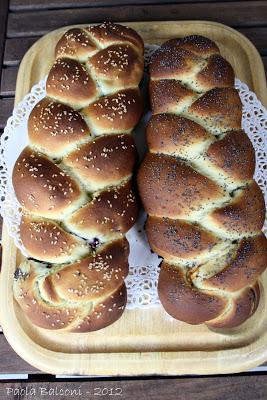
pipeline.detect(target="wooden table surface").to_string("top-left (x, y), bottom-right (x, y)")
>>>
top-left (0, 0), bottom-right (267, 397)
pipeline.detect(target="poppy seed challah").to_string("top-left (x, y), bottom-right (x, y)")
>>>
top-left (12, 22), bottom-right (144, 332)
top-left (137, 35), bottom-right (267, 328)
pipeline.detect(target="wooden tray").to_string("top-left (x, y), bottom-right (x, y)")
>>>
top-left (1, 20), bottom-right (267, 376)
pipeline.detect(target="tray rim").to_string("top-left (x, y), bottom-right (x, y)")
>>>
top-left (11, 19), bottom-right (267, 107)
top-left (1, 19), bottom-right (267, 376)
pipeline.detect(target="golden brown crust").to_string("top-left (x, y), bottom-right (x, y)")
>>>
top-left (17, 292), bottom-right (82, 331)
top-left (46, 57), bottom-right (99, 109)
top-left (150, 46), bottom-right (202, 81)
top-left (159, 36), bottom-right (220, 58)
top-left (146, 216), bottom-right (220, 261)
top-left (12, 147), bottom-right (85, 218)
top-left (28, 98), bottom-right (91, 158)
top-left (196, 55), bottom-right (235, 91)
top-left (158, 262), bottom-right (228, 324)
top-left (149, 79), bottom-right (195, 115)
top-left (195, 234), bottom-right (267, 292)
top-left (189, 87), bottom-right (242, 133)
top-left (83, 88), bottom-right (143, 135)
top-left (137, 153), bottom-right (224, 219)
top-left (147, 113), bottom-right (212, 157)
top-left (88, 44), bottom-right (143, 92)
top-left (55, 28), bottom-right (98, 61)
top-left (206, 282), bottom-right (260, 329)
top-left (140, 34), bottom-right (267, 329)
top-left (14, 23), bottom-right (144, 332)
top-left (63, 134), bottom-right (137, 190)
top-left (208, 181), bottom-right (266, 237)
top-left (20, 215), bottom-right (89, 263)
top-left (71, 283), bottom-right (127, 332)
top-left (86, 22), bottom-right (144, 54)
top-left (13, 261), bottom-right (83, 330)
top-left (66, 180), bottom-right (139, 241)
top-left (13, 240), bottom-right (129, 332)
top-left (206, 130), bottom-right (255, 183)
top-left (46, 238), bottom-right (129, 302)
top-left (150, 39), bottom-right (233, 92)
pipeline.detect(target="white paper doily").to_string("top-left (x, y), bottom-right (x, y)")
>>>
top-left (0, 44), bottom-right (267, 310)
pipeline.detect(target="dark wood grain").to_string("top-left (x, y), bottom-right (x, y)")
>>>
top-left (1, 375), bottom-right (267, 399)
top-left (0, 0), bottom-right (9, 78)
top-left (3, 27), bottom-right (267, 67)
top-left (0, 97), bottom-right (14, 129)
top-left (0, 66), bottom-right (18, 96)
top-left (4, 37), bottom-right (38, 66)
top-left (238, 27), bottom-right (267, 56)
top-left (9, 0), bottom-right (236, 10)
top-left (7, 2), bottom-right (267, 37)
top-left (0, 334), bottom-right (40, 374)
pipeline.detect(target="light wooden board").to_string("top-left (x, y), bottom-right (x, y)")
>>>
top-left (1, 20), bottom-right (267, 376)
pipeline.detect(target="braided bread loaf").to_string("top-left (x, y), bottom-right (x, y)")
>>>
top-left (138, 35), bottom-right (267, 328)
top-left (13, 22), bottom-right (144, 332)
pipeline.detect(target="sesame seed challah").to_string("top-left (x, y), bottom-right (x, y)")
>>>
top-left (137, 35), bottom-right (267, 328)
top-left (13, 22), bottom-right (144, 332)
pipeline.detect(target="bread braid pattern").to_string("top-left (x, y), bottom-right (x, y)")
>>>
top-left (13, 22), bottom-right (144, 332)
top-left (137, 35), bottom-right (267, 328)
